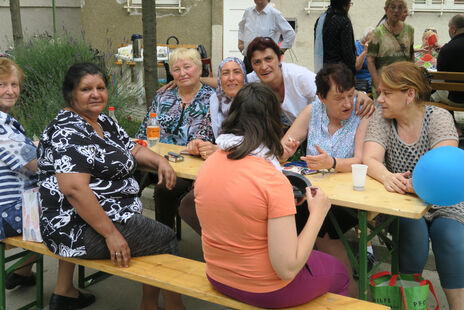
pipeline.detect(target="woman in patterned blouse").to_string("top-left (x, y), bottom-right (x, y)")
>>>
top-left (363, 61), bottom-right (463, 308)
top-left (367, 0), bottom-right (414, 97)
top-left (135, 48), bottom-right (215, 232)
top-left (280, 63), bottom-right (371, 297)
top-left (38, 63), bottom-right (183, 310)
top-left (0, 58), bottom-right (39, 291)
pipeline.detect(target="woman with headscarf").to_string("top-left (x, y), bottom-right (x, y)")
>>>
top-left (180, 57), bottom-right (248, 234)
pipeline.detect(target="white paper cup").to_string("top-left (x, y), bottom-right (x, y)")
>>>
top-left (352, 164), bottom-right (368, 191)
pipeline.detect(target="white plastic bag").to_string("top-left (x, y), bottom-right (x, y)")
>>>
top-left (22, 188), bottom-right (42, 242)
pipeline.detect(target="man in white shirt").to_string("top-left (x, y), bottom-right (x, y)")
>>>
top-left (238, 0), bottom-right (295, 73)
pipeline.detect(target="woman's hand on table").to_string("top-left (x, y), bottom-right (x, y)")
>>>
top-left (157, 157), bottom-right (177, 190)
top-left (186, 139), bottom-right (202, 155)
top-left (187, 139), bottom-right (217, 159)
top-left (383, 171), bottom-right (411, 194)
top-left (404, 173), bottom-right (416, 194)
top-left (197, 141), bottom-right (217, 159)
top-left (105, 229), bottom-right (131, 268)
top-left (356, 91), bottom-right (375, 118)
top-left (301, 145), bottom-right (332, 170)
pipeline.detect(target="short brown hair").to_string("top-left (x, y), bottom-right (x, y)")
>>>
top-left (379, 61), bottom-right (431, 103)
top-left (315, 63), bottom-right (355, 99)
top-left (0, 57), bottom-right (25, 90)
top-left (246, 37), bottom-right (281, 62)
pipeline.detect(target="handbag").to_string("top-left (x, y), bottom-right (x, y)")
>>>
top-left (370, 271), bottom-right (439, 310)
top-left (22, 187), bottom-right (43, 242)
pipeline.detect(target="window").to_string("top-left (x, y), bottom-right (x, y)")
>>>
top-left (304, 0), bottom-right (330, 14)
top-left (124, 0), bottom-right (185, 14)
top-left (412, 0), bottom-right (464, 14)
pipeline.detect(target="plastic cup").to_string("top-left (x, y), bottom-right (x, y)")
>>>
top-left (352, 164), bottom-right (368, 191)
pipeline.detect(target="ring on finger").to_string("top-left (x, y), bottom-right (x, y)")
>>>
top-left (115, 252), bottom-right (121, 256)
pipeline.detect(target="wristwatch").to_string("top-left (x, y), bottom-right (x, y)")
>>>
top-left (329, 156), bottom-right (337, 173)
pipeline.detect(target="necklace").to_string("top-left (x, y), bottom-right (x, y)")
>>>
top-left (386, 19), bottom-right (401, 36)
top-left (178, 83), bottom-right (202, 105)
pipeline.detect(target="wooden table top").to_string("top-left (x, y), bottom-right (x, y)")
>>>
top-left (308, 172), bottom-right (428, 220)
top-left (151, 143), bottom-right (428, 219)
top-left (150, 143), bottom-right (204, 180)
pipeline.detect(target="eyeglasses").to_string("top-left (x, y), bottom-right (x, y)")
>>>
top-left (388, 5), bottom-right (404, 11)
top-left (425, 28), bottom-right (438, 34)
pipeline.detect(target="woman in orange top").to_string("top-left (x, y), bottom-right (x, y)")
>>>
top-left (194, 83), bottom-right (349, 308)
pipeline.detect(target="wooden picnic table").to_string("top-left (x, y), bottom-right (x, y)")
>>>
top-left (152, 142), bottom-right (429, 300)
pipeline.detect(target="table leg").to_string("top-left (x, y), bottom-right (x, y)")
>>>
top-left (36, 254), bottom-right (44, 308)
top-left (391, 217), bottom-right (400, 274)
top-left (0, 243), bottom-right (5, 310)
top-left (358, 210), bottom-right (368, 300)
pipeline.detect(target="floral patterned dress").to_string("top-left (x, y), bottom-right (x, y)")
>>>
top-left (136, 85), bottom-right (215, 145)
top-left (38, 110), bottom-right (142, 257)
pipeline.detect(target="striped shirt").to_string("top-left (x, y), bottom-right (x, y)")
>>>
top-left (0, 111), bottom-right (37, 208)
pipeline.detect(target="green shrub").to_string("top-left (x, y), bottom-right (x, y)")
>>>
top-left (9, 34), bottom-right (140, 137)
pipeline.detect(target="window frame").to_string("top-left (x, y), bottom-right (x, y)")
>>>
top-left (412, 0), bottom-right (464, 15)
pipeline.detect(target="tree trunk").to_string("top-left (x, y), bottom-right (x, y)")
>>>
top-left (142, 0), bottom-right (158, 108)
top-left (9, 0), bottom-right (23, 47)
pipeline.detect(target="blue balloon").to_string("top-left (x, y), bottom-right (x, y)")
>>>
top-left (412, 146), bottom-right (464, 206)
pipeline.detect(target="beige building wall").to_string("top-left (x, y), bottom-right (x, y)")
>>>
top-left (81, 0), bottom-right (213, 58)
top-left (0, 0), bottom-right (81, 52)
top-left (3, 0), bottom-right (454, 73)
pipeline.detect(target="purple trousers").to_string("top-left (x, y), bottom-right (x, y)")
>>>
top-left (207, 250), bottom-right (349, 309)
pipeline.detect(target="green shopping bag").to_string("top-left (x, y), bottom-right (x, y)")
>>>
top-left (370, 271), bottom-right (439, 310)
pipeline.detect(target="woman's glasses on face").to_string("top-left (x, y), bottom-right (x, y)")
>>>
top-left (425, 28), bottom-right (438, 34)
top-left (388, 5), bottom-right (404, 11)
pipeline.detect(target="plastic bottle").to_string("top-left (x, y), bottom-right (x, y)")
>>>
top-left (146, 113), bottom-right (160, 147)
top-left (108, 106), bottom-right (118, 123)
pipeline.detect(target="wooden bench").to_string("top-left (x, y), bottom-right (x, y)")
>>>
top-left (0, 236), bottom-right (389, 310)
top-left (428, 71), bottom-right (464, 111)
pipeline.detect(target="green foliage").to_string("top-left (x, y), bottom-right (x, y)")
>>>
top-left (115, 114), bottom-right (142, 138)
top-left (8, 34), bottom-right (140, 137)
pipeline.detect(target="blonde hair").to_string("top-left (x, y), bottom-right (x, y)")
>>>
top-left (379, 61), bottom-right (431, 103)
top-left (422, 29), bottom-right (437, 42)
top-left (384, 0), bottom-right (407, 9)
top-left (0, 57), bottom-right (25, 90)
top-left (168, 48), bottom-right (202, 72)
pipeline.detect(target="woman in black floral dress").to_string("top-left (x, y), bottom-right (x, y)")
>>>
top-left (38, 63), bottom-right (184, 310)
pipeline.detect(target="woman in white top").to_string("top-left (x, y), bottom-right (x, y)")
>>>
top-left (245, 37), bottom-right (375, 125)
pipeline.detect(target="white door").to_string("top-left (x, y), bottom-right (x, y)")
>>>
top-left (223, 0), bottom-right (254, 59)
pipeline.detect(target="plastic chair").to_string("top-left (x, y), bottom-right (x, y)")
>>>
top-left (201, 58), bottom-right (213, 77)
